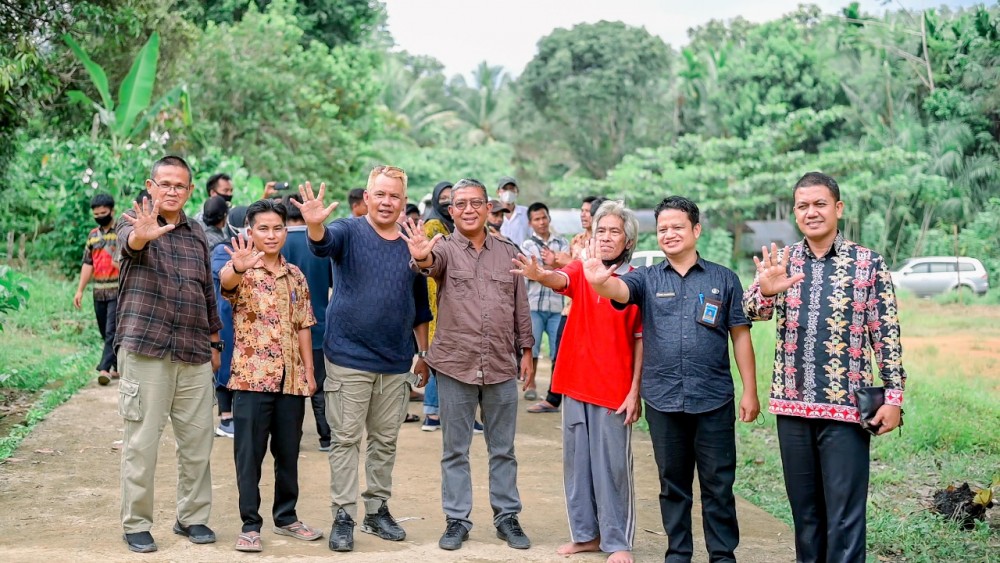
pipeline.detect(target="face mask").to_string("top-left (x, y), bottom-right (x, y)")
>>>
top-left (487, 221), bottom-right (503, 231)
top-left (95, 214), bottom-right (114, 227)
top-left (220, 194), bottom-right (234, 203)
top-left (499, 191), bottom-right (517, 205)
top-left (439, 200), bottom-right (452, 209)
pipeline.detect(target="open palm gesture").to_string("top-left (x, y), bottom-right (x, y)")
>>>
top-left (225, 233), bottom-right (263, 273)
top-left (123, 197), bottom-right (174, 244)
top-left (510, 253), bottom-right (545, 281)
top-left (753, 243), bottom-right (805, 297)
top-left (581, 236), bottom-right (615, 286)
top-left (290, 182), bottom-right (338, 226)
top-left (399, 218), bottom-right (442, 261)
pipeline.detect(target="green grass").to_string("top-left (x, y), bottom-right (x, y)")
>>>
top-left (733, 299), bottom-right (1000, 562)
top-left (0, 266), bottom-right (101, 460)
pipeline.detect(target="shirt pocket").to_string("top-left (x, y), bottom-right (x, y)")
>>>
top-left (447, 269), bottom-right (475, 300)
top-left (491, 272), bottom-right (515, 301)
top-left (118, 378), bottom-right (143, 422)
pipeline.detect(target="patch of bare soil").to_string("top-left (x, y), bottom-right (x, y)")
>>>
top-left (0, 388), bottom-right (36, 438)
top-left (902, 334), bottom-right (1000, 383)
top-left (0, 366), bottom-right (794, 562)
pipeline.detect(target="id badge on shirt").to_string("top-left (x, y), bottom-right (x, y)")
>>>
top-left (697, 298), bottom-right (723, 328)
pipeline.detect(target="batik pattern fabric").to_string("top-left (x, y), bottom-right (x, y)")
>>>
top-left (742, 233), bottom-right (906, 422)
top-left (223, 257), bottom-right (316, 396)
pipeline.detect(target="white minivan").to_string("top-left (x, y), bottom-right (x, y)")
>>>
top-left (630, 250), bottom-right (667, 269)
top-left (890, 257), bottom-right (990, 297)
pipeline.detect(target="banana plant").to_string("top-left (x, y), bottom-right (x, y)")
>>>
top-left (63, 32), bottom-right (191, 152)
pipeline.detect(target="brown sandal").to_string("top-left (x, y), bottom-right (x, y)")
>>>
top-left (273, 521), bottom-right (323, 541)
top-left (235, 531), bottom-right (262, 552)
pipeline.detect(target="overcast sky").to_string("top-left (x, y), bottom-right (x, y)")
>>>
top-left (382, 0), bottom-right (985, 78)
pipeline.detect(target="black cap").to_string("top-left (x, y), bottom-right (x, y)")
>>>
top-left (203, 196), bottom-right (229, 225)
top-left (488, 199), bottom-right (510, 213)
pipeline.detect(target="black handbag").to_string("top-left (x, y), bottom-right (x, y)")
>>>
top-left (855, 386), bottom-right (903, 435)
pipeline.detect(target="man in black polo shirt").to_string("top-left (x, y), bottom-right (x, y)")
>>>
top-left (584, 196), bottom-right (760, 563)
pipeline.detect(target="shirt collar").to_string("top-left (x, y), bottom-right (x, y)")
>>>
top-left (252, 254), bottom-right (290, 278)
top-left (662, 253), bottom-right (707, 272)
top-left (156, 211), bottom-right (190, 228)
top-left (802, 231), bottom-right (846, 260)
top-left (451, 227), bottom-right (493, 250)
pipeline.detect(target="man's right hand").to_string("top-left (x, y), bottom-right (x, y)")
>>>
top-left (72, 291), bottom-right (83, 310)
top-left (400, 218), bottom-right (442, 262)
top-left (291, 182), bottom-right (338, 226)
top-left (124, 197), bottom-right (175, 248)
top-left (581, 236), bottom-right (615, 286)
top-left (753, 243), bottom-right (805, 297)
top-left (225, 233), bottom-right (263, 273)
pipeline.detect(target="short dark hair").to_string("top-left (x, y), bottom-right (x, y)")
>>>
top-left (206, 173), bottom-right (231, 197)
top-left (134, 189), bottom-right (150, 204)
top-left (283, 194), bottom-right (304, 222)
top-left (203, 196), bottom-right (229, 225)
top-left (452, 178), bottom-right (488, 199)
top-left (90, 193), bottom-right (115, 209)
top-left (582, 195), bottom-right (599, 205)
top-left (654, 196), bottom-right (700, 226)
top-left (348, 188), bottom-right (366, 207)
top-left (589, 196), bottom-right (607, 218)
top-left (527, 202), bottom-right (549, 217)
top-left (794, 171), bottom-right (841, 202)
top-left (405, 203), bottom-right (420, 216)
top-left (246, 199), bottom-right (287, 227)
top-left (150, 155), bottom-right (192, 184)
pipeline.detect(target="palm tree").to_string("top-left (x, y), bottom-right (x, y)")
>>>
top-left (446, 61), bottom-right (512, 145)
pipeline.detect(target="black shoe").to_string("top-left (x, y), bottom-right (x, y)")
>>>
top-left (496, 516), bottom-right (530, 549)
top-left (123, 531), bottom-right (157, 553)
top-left (438, 519), bottom-right (469, 551)
top-left (361, 500), bottom-right (406, 541)
top-left (329, 508), bottom-right (355, 552)
top-left (172, 521), bottom-right (216, 544)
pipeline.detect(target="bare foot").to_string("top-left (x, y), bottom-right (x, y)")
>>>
top-left (556, 538), bottom-right (601, 555)
top-left (607, 550), bottom-right (634, 563)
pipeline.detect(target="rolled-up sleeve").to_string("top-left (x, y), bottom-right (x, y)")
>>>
top-left (513, 271), bottom-right (534, 351)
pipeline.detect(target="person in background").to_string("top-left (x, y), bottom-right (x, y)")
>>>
top-left (405, 203), bottom-right (421, 224)
top-left (202, 196), bottom-right (229, 251)
top-left (486, 199), bottom-right (511, 240)
top-left (73, 193), bottom-right (120, 386)
top-left (348, 187), bottom-right (368, 218)
top-left (519, 202), bottom-right (569, 401)
top-left (282, 194), bottom-right (334, 451)
top-left (194, 173), bottom-right (234, 227)
top-left (496, 176), bottom-right (530, 245)
top-left (220, 199), bottom-right (322, 553)
top-left (743, 172), bottom-right (905, 563)
top-left (210, 206), bottom-right (250, 439)
top-left (419, 180), bottom-right (452, 431)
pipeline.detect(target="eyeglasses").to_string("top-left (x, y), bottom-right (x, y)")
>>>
top-left (150, 179), bottom-right (191, 193)
top-left (452, 199), bottom-right (487, 211)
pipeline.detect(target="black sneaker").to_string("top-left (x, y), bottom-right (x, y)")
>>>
top-left (329, 508), bottom-right (355, 552)
top-left (123, 531), bottom-right (157, 553)
top-left (496, 515), bottom-right (530, 549)
top-left (361, 500), bottom-right (406, 541)
top-left (438, 519), bottom-right (469, 551)
top-left (172, 521), bottom-right (216, 544)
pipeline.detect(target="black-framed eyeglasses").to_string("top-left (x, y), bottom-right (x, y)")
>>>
top-left (452, 199), bottom-right (487, 211)
top-left (149, 179), bottom-right (191, 193)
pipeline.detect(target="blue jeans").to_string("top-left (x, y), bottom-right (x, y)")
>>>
top-left (531, 310), bottom-right (562, 360)
top-left (423, 370), bottom-right (439, 416)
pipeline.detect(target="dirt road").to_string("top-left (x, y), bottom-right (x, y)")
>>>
top-left (0, 367), bottom-right (794, 562)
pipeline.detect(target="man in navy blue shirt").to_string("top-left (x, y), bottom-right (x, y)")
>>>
top-left (293, 167), bottom-right (432, 553)
top-left (585, 196), bottom-right (759, 563)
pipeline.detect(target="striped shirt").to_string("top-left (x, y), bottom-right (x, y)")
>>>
top-left (114, 211), bottom-right (223, 365)
top-left (82, 226), bottom-right (119, 301)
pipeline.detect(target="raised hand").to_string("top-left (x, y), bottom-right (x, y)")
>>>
top-left (124, 197), bottom-right (174, 245)
top-left (399, 218), bottom-right (442, 261)
top-left (539, 245), bottom-right (556, 267)
top-left (510, 253), bottom-right (545, 281)
top-left (581, 236), bottom-right (615, 286)
top-left (291, 182), bottom-right (338, 226)
top-left (225, 233), bottom-right (263, 273)
top-left (753, 243), bottom-right (805, 297)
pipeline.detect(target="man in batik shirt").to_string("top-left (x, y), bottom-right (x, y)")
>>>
top-left (743, 171), bottom-right (906, 563)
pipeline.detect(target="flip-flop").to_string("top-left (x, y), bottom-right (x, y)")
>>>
top-left (235, 532), bottom-right (262, 552)
top-left (527, 402), bottom-right (559, 414)
top-left (273, 521), bottom-right (323, 541)
top-left (404, 413), bottom-right (420, 423)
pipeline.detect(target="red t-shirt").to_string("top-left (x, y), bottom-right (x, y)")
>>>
top-left (551, 261), bottom-right (643, 410)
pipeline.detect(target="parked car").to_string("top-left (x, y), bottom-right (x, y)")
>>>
top-left (630, 250), bottom-right (666, 269)
top-left (890, 256), bottom-right (990, 297)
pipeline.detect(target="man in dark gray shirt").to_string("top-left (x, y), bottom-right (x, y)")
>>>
top-left (585, 196), bottom-right (759, 563)
top-left (401, 178), bottom-right (535, 553)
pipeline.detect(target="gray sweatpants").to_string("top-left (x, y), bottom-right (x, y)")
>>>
top-left (562, 395), bottom-right (636, 553)
top-left (437, 374), bottom-right (521, 532)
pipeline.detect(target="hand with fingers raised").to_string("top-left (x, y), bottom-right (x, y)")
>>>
top-left (399, 218), bottom-right (442, 262)
top-left (290, 182), bottom-right (338, 227)
top-left (124, 197), bottom-right (176, 248)
top-left (581, 236), bottom-right (616, 286)
top-left (225, 233), bottom-right (263, 274)
top-left (510, 253), bottom-right (545, 281)
top-left (753, 243), bottom-right (805, 297)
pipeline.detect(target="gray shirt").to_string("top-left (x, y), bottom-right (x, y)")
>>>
top-left (414, 228), bottom-right (534, 385)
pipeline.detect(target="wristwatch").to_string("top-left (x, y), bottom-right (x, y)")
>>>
top-left (417, 350), bottom-right (427, 358)
top-left (210, 341), bottom-right (225, 352)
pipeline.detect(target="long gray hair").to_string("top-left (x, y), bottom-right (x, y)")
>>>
top-left (591, 199), bottom-right (639, 263)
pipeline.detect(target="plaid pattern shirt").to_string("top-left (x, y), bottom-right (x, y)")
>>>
top-left (115, 211), bottom-right (223, 365)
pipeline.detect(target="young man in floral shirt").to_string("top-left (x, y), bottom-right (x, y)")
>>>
top-left (220, 199), bottom-right (321, 553)
top-left (743, 172), bottom-right (906, 563)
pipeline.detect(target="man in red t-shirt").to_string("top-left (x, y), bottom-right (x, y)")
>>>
top-left (512, 200), bottom-right (642, 563)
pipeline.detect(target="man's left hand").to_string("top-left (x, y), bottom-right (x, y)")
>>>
top-left (413, 357), bottom-right (430, 388)
top-left (211, 349), bottom-right (221, 373)
top-left (739, 392), bottom-right (760, 423)
top-left (871, 404), bottom-right (902, 435)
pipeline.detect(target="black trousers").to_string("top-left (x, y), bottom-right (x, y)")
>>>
top-left (543, 314), bottom-right (568, 408)
top-left (94, 298), bottom-right (118, 372)
top-left (646, 401), bottom-right (738, 563)
top-left (309, 348), bottom-right (331, 445)
top-left (216, 388), bottom-right (234, 415)
top-left (776, 415), bottom-right (870, 563)
top-left (233, 390), bottom-right (306, 532)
